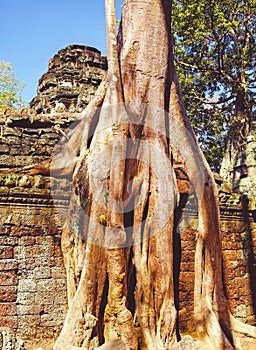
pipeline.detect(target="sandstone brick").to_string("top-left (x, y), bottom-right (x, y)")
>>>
top-left (180, 261), bottom-right (194, 272)
top-left (43, 303), bottom-right (67, 315)
top-left (49, 256), bottom-right (65, 268)
top-left (0, 316), bottom-right (18, 328)
top-left (222, 232), bottom-right (242, 242)
top-left (19, 236), bottom-right (36, 246)
top-left (180, 240), bottom-right (196, 250)
top-left (225, 285), bottom-right (240, 299)
top-left (18, 278), bottom-right (37, 292)
top-left (17, 304), bottom-right (41, 316)
top-left (179, 272), bottom-right (194, 291)
top-left (0, 246), bottom-right (13, 259)
top-left (36, 279), bottom-right (56, 292)
top-left (0, 259), bottom-right (18, 271)
top-left (0, 302), bottom-right (17, 316)
top-left (181, 251), bottom-right (195, 262)
top-left (35, 291), bottom-right (56, 305)
top-left (179, 290), bottom-right (194, 301)
top-left (224, 266), bottom-right (247, 279)
top-left (0, 271), bottom-right (17, 286)
top-left (228, 298), bottom-right (240, 310)
top-left (0, 286), bottom-right (17, 302)
top-left (0, 236), bottom-right (18, 246)
top-left (10, 226), bottom-right (43, 237)
top-left (235, 304), bottom-right (248, 318)
top-left (180, 229), bottom-right (197, 242)
top-left (35, 326), bottom-right (56, 339)
top-left (16, 292), bottom-right (35, 305)
top-left (14, 245), bottom-right (41, 259)
top-left (34, 267), bottom-right (52, 279)
top-left (223, 257), bottom-right (243, 269)
top-left (40, 310), bottom-right (66, 327)
top-left (17, 315), bottom-right (40, 336)
top-left (222, 240), bottom-right (242, 250)
top-left (179, 271), bottom-right (194, 283)
top-left (51, 266), bottom-right (66, 279)
top-left (0, 226), bottom-right (11, 236)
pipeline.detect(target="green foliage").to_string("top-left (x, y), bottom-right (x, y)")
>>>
top-left (99, 214), bottom-right (106, 224)
top-left (0, 61), bottom-right (25, 107)
top-left (172, 0), bottom-right (256, 171)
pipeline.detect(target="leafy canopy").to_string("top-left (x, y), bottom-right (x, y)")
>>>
top-left (0, 61), bottom-right (25, 108)
top-left (172, 0), bottom-right (256, 170)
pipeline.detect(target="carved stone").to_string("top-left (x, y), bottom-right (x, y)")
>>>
top-left (30, 45), bottom-right (107, 114)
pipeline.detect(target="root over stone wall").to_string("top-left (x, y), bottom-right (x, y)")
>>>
top-left (0, 114), bottom-right (255, 348)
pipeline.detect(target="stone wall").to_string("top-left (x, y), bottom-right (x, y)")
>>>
top-left (0, 112), bottom-right (73, 350)
top-left (177, 185), bottom-right (256, 333)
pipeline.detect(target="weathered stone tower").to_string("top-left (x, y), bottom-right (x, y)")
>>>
top-left (30, 45), bottom-right (107, 114)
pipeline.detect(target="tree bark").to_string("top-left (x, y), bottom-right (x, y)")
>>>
top-left (30, 1), bottom-right (256, 349)
top-left (220, 87), bottom-right (251, 184)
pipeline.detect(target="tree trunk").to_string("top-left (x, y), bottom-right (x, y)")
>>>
top-left (30, 1), bottom-right (256, 349)
top-left (220, 88), bottom-right (251, 184)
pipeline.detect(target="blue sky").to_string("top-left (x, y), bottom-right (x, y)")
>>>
top-left (0, 1), bottom-right (123, 103)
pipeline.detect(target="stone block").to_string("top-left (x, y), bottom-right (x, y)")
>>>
top-left (35, 290), bottom-right (56, 305)
top-left (181, 251), bottom-right (195, 263)
top-left (19, 236), bottom-right (36, 246)
top-left (34, 267), bottom-right (52, 279)
top-left (0, 286), bottom-right (17, 302)
top-left (0, 316), bottom-right (18, 328)
top-left (0, 236), bottom-right (18, 246)
top-left (179, 290), bottom-right (194, 301)
top-left (179, 272), bottom-right (194, 286)
top-left (224, 266), bottom-right (247, 279)
top-left (180, 261), bottom-right (194, 272)
top-left (222, 240), bottom-right (242, 250)
top-left (0, 226), bottom-right (11, 236)
top-left (10, 226), bottom-right (43, 237)
top-left (223, 257), bottom-right (242, 269)
top-left (225, 285), bottom-right (240, 299)
top-left (18, 278), bottom-right (37, 292)
top-left (0, 302), bottom-right (17, 316)
top-left (51, 266), bottom-right (66, 279)
top-left (16, 291), bottom-right (35, 305)
top-left (40, 310), bottom-right (65, 327)
top-left (17, 304), bottom-right (41, 316)
top-left (180, 240), bottom-right (196, 251)
top-left (221, 220), bottom-right (238, 233)
top-left (0, 259), bottom-right (18, 271)
top-left (229, 249), bottom-right (246, 260)
top-left (0, 271), bottom-right (17, 286)
top-left (0, 246), bottom-right (13, 259)
top-left (17, 315), bottom-right (40, 336)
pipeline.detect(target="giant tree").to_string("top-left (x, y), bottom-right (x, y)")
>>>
top-left (30, 0), bottom-right (256, 349)
top-left (172, 0), bottom-right (256, 173)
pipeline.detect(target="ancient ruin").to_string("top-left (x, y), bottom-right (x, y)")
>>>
top-left (0, 44), bottom-right (255, 349)
top-left (30, 45), bottom-right (107, 114)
